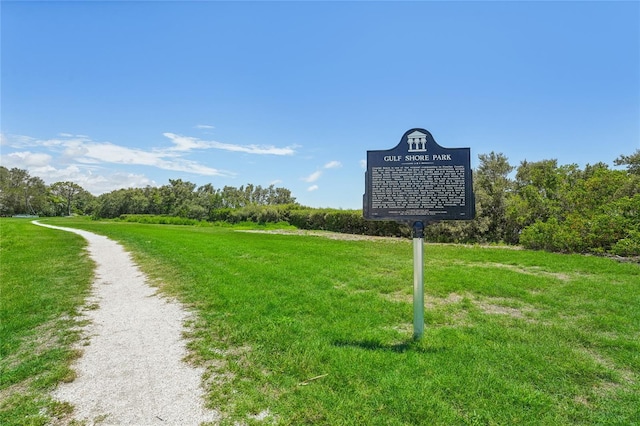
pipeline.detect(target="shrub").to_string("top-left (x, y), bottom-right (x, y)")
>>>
top-left (610, 231), bottom-right (640, 257)
top-left (117, 214), bottom-right (202, 226)
top-left (520, 219), bottom-right (561, 252)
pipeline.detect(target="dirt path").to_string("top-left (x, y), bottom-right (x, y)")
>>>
top-left (34, 222), bottom-right (218, 425)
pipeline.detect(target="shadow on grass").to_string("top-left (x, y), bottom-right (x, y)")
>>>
top-left (333, 339), bottom-right (445, 354)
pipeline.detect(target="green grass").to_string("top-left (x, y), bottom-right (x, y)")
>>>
top-left (0, 219), bottom-right (93, 426)
top-left (4, 216), bottom-right (640, 425)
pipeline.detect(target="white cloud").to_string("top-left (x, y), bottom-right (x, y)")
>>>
top-left (163, 133), bottom-right (296, 156)
top-left (324, 160), bottom-right (342, 169)
top-left (0, 132), bottom-right (242, 195)
top-left (302, 170), bottom-right (323, 183)
top-left (270, 179), bottom-right (283, 185)
top-left (4, 133), bottom-right (236, 176)
top-left (5, 151), bottom-right (52, 167)
top-left (163, 133), bottom-right (211, 152)
top-left (360, 159), bottom-right (367, 169)
top-left (2, 153), bottom-right (157, 195)
top-left (301, 160), bottom-right (341, 185)
top-left (0, 130), bottom-right (300, 195)
top-left (195, 124), bottom-right (215, 129)
top-left (2, 133), bottom-right (37, 147)
top-left (62, 140), bottom-right (90, 159)
top-left (80, 142), bottom-right (231, 177)
top-left (81, 172), bottom-right (156, 195)
top-left (307, 185), bottom-right (319, 192)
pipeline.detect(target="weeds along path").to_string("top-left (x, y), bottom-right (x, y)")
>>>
top-left (33, 221), bottom-right (218, 425)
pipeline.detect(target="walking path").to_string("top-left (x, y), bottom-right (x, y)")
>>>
top-left (34, 222), bottom-right (219, 425)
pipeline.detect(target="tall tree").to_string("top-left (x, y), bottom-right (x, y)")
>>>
top-left (508, 159), bottom-right (563, 232)
top-left (159, 179), bottom-right (197, 216)
top-left (474, 152), bottom-right (514, 242)
top-left (269, 185), bottom-right (296, 205)
top-left (196, 184), bottom-right (223, 217)
top-left (0, 167), bottom-right (46, 215)
top-left (50, 181), bottom-right (87, 216)
top-left (614, 149), bottom-right (640, 175)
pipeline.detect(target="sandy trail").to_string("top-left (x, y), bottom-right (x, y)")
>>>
top-left (34, 221), bottom-right (219, 425)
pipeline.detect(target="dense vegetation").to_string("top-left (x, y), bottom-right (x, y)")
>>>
top-left (1, 149), bottom-right (638, 255)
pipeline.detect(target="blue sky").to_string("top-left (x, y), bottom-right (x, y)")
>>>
top-left (1, 1), bottom-right (638, 209)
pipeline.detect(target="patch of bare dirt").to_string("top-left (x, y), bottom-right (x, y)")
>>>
top-left (452, 260), bottom-right (573, 281)
top-left (237, 228), bottom-right (408, 242)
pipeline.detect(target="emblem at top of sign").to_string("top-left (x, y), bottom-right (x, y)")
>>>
top-left (407, 130), bottom-right (428, 152)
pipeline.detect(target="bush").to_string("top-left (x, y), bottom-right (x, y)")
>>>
top-left (209, 208), bottom-right (233, 222)
top-left (325, 210), bottom-right (366, 234)
top-left (287, 209), bottom-right (310, 229)
top-left (257, 207), bottom-right (281, 224)
top-left (520, 219), bottom-right (562, 252)
top-left (117, 214), bottom-right (202, 226)
top-left (610, 231), bottom-right (640, 257)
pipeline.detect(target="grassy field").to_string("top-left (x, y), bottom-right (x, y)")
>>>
top-left (0, 218), bottom-right (93, 425)
top-left (2, 217), bottom-right (639, 425)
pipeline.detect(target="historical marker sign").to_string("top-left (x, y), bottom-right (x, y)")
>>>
top-left (364, 128), bottom-right (475, 223)
top-left (364, 128), bottom-right (475, 339)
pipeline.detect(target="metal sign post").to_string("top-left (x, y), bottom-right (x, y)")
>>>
top-left (363, 128), bottom-right (475, 341)
top-left (412, 221), bottom-right (425, 340)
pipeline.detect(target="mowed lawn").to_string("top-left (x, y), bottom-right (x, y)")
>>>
top-left (0, 219), bottom-right (93, 425)
top-left (2, 217), bottom-right (639, 425)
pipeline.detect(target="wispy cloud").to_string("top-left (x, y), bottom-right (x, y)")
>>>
top-left (0, 147), bottom-right (157, 195)
top-left (302, 170), bottom-right (323, 183)
top-left (56, 137), bottom-right (229, 177)
top-left (162, 133), bottom-right (212, 152)
top-left (307, 185), bottom-right (319, 192)
top-left (3, 131), bottom-right (293, 174)
top-left (195, 124), bottom-right (215, 129)
top-left (5, 151), bottom-right (52, 167)
top-left (324, 160), bottom-right (342, 169)
top-left (0, 132), bottom-right (239, 194)
top-left (301, 159), bottom-right (342, 185)
top-left (164, 133), bottom-right (296, 155)
top-left (1, 130), bottom-right (299, 196)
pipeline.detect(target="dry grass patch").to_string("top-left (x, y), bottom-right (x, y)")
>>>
top-left (452, 260), bottom-right (574, 281)
top-left (577, 347), bottom-right (637, 387)
top-left (237, 228), bottom-right (407, 242)
top-left (383, 291), bottom-right (538, 321)
top-left (475, 296), bottom-right (539, 320)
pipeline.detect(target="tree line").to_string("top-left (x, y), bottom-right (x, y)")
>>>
top-left (0, 168), bottom-right (95, 217)
top-left (0, 169), bottom-right (296, 219)
top-left (89, 181), bottom-right (297, 219)
top-left (425, 151), bottom-right (639, 256)
top-left (1, 149), bottom-right (638, 255)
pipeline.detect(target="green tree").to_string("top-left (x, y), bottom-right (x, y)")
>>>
top-left (508, 159), bottom-right (563, 233)
top-left (0, 167), bottom-right (47, 215)
top-left (143, 186), bottom-right (164, 215)
top-left (195, 184), bottom-right (223, 218)
top-left (159, 179), bottom-right (197, 216)
top-left (269, 185), bottom-right (296, 205)
top-left (474, 152), bottom-right (514, 242)
top-left (221, 185), bottom-right (243, 209)
top-left (49, 181), bottom-right (91, 216)
top-left (614, 149), bottom-right (640, 175)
